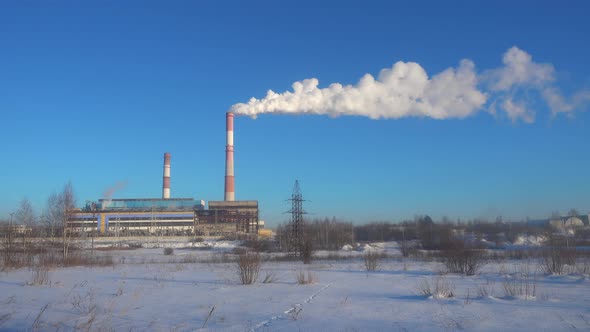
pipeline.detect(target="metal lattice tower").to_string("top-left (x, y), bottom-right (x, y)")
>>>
top-left (286, 180), bottom-right (306, 255)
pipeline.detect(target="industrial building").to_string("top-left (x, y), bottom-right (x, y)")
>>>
top-left (194, 200), bottom-right (259, 236)
top-left (69, 112), bottom-right (261, 237)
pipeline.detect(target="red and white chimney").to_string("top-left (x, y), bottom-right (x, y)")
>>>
top-left (224, 112), bottom-right (235, 201)
top-left (162, 152), bottom-right (171, 199)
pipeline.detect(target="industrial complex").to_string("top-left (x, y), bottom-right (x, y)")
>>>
top-left (68, 112), bottom-right (262, 237)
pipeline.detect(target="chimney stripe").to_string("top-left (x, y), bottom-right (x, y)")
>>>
top-left (225, 112), bottom-right (235, 201)
top-left (162, 152), bottom-right (171, 199)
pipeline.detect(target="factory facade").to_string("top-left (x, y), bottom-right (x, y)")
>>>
top-left (69, 113), bottom-right (261, 237)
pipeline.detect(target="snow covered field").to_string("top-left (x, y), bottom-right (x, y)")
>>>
top-left (1, 244), bottom-right (590, 331)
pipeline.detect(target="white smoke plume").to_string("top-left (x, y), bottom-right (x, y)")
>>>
top-left (230, 46), bottom-right (588, 123)
top-left (485, 46), bottom-right (555, 92)
top-left (102, 181), bottom-right (128, 208)
top-left (542, 87), bottom-right (590, 117)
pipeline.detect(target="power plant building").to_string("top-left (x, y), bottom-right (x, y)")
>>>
top-left (194, 201), bottom-right (259, 236)
top-left (68, 112), bottom-right (262, 237)
top-left (71, 198), bottom-right (204, 235)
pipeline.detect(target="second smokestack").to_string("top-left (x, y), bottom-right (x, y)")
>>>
top-left (162, 152), bottom-right (171, 199)
top-left (225, 112), bottom-right (235, 201)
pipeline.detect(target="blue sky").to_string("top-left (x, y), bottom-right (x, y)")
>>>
top-left (1, 0), bottom-right (589, 225)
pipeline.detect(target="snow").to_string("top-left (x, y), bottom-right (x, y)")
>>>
top-left (1, 243), bottom-right (590, 331)
top-left (513, 235), bottom-right (546, 246)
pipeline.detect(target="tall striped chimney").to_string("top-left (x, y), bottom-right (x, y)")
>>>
top-left (162, 152), bottom-right (171, 199)
top-left (224, 112), bottom-right (235, 201)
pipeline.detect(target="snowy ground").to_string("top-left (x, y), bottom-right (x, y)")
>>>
top-left (1, 244), bottom-right (590, 331)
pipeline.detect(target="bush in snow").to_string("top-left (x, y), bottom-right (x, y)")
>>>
top-left (441, 242), bottom-right (486, 276)
top-left (363, 251), bottom-right (381, 271)
top-left (163, 247), bottom-right (174, 255)
top-left (502, 263), bottom-right (537, 299)
top-left (540, 245), bottom-right (576, 275)
top-left (236, 252), bottom-right (261, 285)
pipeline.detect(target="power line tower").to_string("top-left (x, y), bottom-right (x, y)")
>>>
top-left (286, 180), bottom-right (307, 256)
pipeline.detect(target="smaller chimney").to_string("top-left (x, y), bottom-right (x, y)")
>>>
top-left (162, 152), bottom-right (171, 199)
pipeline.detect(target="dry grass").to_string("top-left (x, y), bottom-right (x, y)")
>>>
top-left (417, 276), bottom-right (455, 298)
top-left (476, 278), bottom-right (496, 298)
top-left (63, 252), bottom-right (115, 267)
top-left (576, 258), bottom-right (590, 275)
top-left (29, 266), bottom-right (50, 286)
top-left (296, 270), bottom-right (316, 285)
top-left (31, 303), bottom-right (49, 331)
top-left (1, 249), bottom-right (114, 271)
top-left (262, 271), bottom-right (278, 283)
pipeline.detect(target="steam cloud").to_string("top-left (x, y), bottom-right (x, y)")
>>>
top-left (102, 181), bottom-right (127, 208)
top-left (230, 47), bottom-right (589, 123)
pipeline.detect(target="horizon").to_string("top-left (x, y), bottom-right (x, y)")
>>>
top-left (1, 1), bottom-right (589, 226)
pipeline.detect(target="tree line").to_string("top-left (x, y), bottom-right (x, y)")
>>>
top-left (1, 181), bottom-right (77, 262)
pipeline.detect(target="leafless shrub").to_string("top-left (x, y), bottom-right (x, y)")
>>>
top-left (363, 251), bottom-right (381, 271)
top-left (30, 266), bottom-right (50, 286)
top-left (441, 244), bottom-right (486, 276)
top-left (417, 276), bottom-right (454, 298)
top-left (68, 288), bottom-right (99, 330)
top-left (236, 252), bottom-right (261, 285)
top-left (400, 241), bottom-right (417, 258)
top-left (503, 264), bottom-right (537, 299)
top-left (163, 247), bottom-right (174, 255)
top-left (540, 246), bottom-right (576, 275)
top-left (296, 270), bottom-right (316, 285)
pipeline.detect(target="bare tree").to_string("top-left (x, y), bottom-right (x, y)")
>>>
top-left (61, 181), bottom-right (76, 262)
top-left (15, 197), bottom-right (35, 256)
top-left (16, 198), bottom-right (36, 227)
top-left (41, 182), bottom-right (77, 262)
top-left (568, 209), bottom-right (579, 217)
top-left (41, 192), bottom-right (63, 241)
